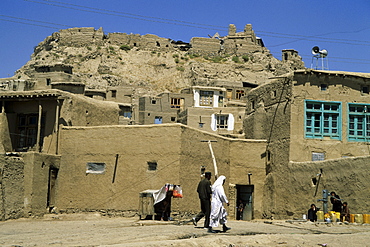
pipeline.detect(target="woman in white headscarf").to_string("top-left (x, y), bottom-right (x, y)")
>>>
top-left (208, 175), bottom-right (231, 233)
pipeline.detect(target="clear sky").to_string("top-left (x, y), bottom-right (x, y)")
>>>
top-left (1, 0), bottom-right (369, 78)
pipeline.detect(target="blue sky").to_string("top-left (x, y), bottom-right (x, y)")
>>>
top-left (1, 0), bottom-right (369, 78)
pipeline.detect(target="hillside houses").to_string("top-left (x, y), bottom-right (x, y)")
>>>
top-left (1, 68), bottom-right (370, 221)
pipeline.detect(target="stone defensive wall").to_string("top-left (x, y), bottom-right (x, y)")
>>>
top-left (55, 27), bottom-right (105, 47)
top-left (37, 24), bottom-right (268, 56)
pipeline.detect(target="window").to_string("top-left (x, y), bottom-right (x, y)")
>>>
top-left (17, 113), bottom-right (45, 151)
top-left (199, 91), bottom-right (213, 106)
top-left (147, 161), bottom-right (157, 171)
top-left (171, 117), bottom-right (176, 122)
top-left (271, 90), bottom-right (277, 99)
top-left (218, 96), bottom-right (224, 107)
top-left (320, 84), bottom-right (328, 91)
top-left (171, 98), bottom-right (182, 108)
top-left (86, 162), bottom-right (106, 174)
top-left (123, 111), bottom-right (132, 118)
top-left (111, 90), bottom-right (117, 98)
top-left (348, 104), bottom-right (370, 141)
top-left (154, 116), bottom-right (162, 124)
top-left (305, 100), bottom-right (341, 140)
top-left (216, 114), bottom-right (229, 129)
top-left (151, 99), bottom-right (157, 104)
top-left (46, 78), bottom-right (51, 86)
top-left (226, 89), bottom-right (232, 100)
top-left (312, 152), bottom-right (325, 161)
top-left (236, 90), bottom-right (245, 99)
top-left (362, 87), bottom-right (369, 94)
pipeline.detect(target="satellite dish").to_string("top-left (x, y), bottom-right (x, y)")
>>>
top-left (319, 49), bottom-right (328, 58)
top-left (312, 46), bottom-right (320, 55)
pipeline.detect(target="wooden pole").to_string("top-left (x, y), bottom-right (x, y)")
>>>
top-left (36, 102), bottom-right (42, 152)
top-left (201, 140), bottom-right (218, 179)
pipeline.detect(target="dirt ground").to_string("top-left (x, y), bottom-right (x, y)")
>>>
top-left (1, 213), bottom-right (370, 247)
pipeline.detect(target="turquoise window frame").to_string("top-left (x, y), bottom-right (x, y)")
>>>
top-left (348, 103), bottom-right (370, 142)
top-left (304, 100), bottom-right (341, 140)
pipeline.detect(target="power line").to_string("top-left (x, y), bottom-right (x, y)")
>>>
top-left (0, 14), bottom-right (72, 29)
top-left (23, 0), bottom-right (227, 32)
top-left (0, 18), bottom-right (60, 30)
top-left (259, 30), bottom-right (370, 45)
top-left (23, 0), bottom-right (370, 47)
top-left (28, 0), bottom-right (227, 30)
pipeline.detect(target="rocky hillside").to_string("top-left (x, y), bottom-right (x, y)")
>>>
top-left (15, 26), bottom-right (305, 95)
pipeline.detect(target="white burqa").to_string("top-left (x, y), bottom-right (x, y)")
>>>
top-left (209, 175), bottom-right (228, 228)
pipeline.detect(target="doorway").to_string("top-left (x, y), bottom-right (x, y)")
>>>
top-left (236, 185), bottom-right (254, 221)
top-left (47, 167), bottom-right (58, 212)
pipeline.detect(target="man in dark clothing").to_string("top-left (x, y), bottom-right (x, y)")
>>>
top-left (330, 191), bottom-right (342, 213)
top-left (307, 204), bottom-right (319, 222)
top-left (192, 172), bottom-right (212, 229)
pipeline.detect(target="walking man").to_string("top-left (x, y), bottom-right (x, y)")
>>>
top-left (192, 172), bottom-right (212, 230)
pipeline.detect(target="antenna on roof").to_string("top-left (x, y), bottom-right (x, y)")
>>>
top-left (311, 46), bottom-right (329, 70)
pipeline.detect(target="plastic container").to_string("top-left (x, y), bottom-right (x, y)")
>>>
top-left (335, 212), bottom-right (340, 220)
top-left (354, 214), bottom-right (363, 224)
top-left (363, 214), bottom-right (370, 224)
top-left (350, 214), bottom-right (355, 223)
top-left (317, 211), bottom-right (324, 222)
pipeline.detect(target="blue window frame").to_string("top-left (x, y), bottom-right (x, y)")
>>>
top-left (305, 100), bottom-right (341, 140)
top-left (348, 103), bottom-right (370, 142)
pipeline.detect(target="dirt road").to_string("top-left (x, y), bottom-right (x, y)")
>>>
top-left (1, 213), bottom-right (370, 246)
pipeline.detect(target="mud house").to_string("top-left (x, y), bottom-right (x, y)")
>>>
top-left (138, 92), bottom-right (193, 125)
top-left (0, 91), bottom-right (267, 220)
top-left (56, 124), bottom-right (267, 221)
top-left (1, 69), bottom-right (370, 221)
top-left (138, 85), bottom-right (249, 135)
top-left (244, 69), bottom-right (370, 218)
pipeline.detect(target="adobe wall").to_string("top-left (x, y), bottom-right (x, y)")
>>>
top-left (0, 113), bottom-right (12, 153)
top-left (4, 98), bottom-right (58, 153)
top-left (190, 37), bottom-right (220, 56)
top-left (59, 93), bottom-right (120, 127)
top-left (57, 124), bottom-right (267, 219)
top-left (22, 152), bottom-right (60, 216)
top-left (290, 72), bottom-right (370, 162)
top-left (0, 153), bottom-right (60, 220)
top-left (0, 155), bottom-right (24, 220)
top-left (57, 124), bottom-right (183, 212)
top-left (244, 77), bottom-right (292, 141)
top-left (263, 156), bottom-right (370, 219)
top-left (36, 25), bottom-right (268, 59)
top-left (55, 27), bottom-right (105, 47)
top-left (186, 107), bottom-right (245, 134)
top-left (228, 139), bottom-right (267, 219)
top-left (33, 72), bottom-right (76, 90)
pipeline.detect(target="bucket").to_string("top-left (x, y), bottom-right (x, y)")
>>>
top-left (350, 214), bottom-right (355, 223)
top-left (317, 211), bottom-right (324, 221)
top-left (354, 214), bottom-right (363, 224)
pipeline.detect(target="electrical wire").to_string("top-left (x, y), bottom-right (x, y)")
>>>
top-left (23, 0), bottom-right (370, 46)
top-left (23, 0), bottom-right (227, 32)
top-left (0, 14), bottom-right (72, 29)
top-left (26, 0), bottom-right (227, 30)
